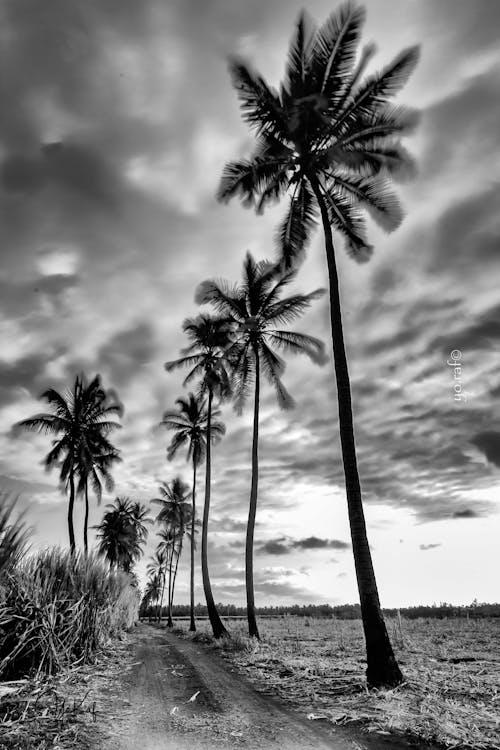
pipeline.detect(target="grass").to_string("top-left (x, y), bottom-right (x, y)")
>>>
top-left (174, 615), bottom-right (500, 749)
top-left (0, 548), bottom-right (139, 678)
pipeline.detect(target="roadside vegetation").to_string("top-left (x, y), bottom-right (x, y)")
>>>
top-left (173, 616), bottom-right (500, 749)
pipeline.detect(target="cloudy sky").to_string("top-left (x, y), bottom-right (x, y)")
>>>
top-left (1, 0), bottom-right (499, 608)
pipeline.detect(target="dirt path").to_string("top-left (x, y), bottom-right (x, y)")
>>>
top-left (92, 625), bottom-right (429, 750)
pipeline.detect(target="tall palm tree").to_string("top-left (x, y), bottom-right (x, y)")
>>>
top-left (15, 373), bottom-right (122, 554)
top-left (152, 477), bottom-right (191, 627)
top-left (198, 253), bottom-right (324, 638)
top-left (165, 315), bottom-right (229, 638)
top-left (159, 393), bottom-right (209, 631)
top-left (94, 497), bottom-right (151, 572)
top-left (218, 3), bottom-right (419, 685)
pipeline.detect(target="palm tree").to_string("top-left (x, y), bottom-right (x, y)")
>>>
top-left (159, 393), bottom-right (209, 631)
top-left (15, 373), bottom-right (122, 554)
top-left (141, 574), bottom-right (162, 622)
top-left (94, 497), bottom-right (151, 572)
top-left (152, 477), bottom-right (191, 627)
top-left (218, 3), bottom-right (418, 685)
top-left (198, 253), bottom-right (324, 638)
top-left (165, 315), bottom-right (229, 638)
top-left (147, 550), bottom-right (167, 622)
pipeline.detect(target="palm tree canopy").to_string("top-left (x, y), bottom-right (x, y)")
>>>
top-left (94, 496), bottom-right (151, 571)
top-left (152, 477), bottom-right (193, 535)
top-left (219, 2), bottom-right (420, 267)
top-left (165, 314), bottom-right (233, 400)
top-left (197, 252), bottom-right (325, 412)
top-left (159, 392), bottom-right (225, 465)
top-left (15, 373), bottom-right (123, 494)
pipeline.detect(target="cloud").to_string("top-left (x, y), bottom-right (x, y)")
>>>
top-left (470, 432), bottom-right (500, 468)
top-left (452, 509), bottom-right (481, 519)
top-left (419, 543), bottom-right (441, 551)
top-left (257, 536), bottom-right (350, 555)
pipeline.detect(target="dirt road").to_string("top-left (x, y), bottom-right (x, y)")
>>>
top-left (93, 625), bottom-right (428, 750)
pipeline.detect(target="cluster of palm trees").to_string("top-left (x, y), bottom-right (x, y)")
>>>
top-left (15, 4), bottom-right (420, 688)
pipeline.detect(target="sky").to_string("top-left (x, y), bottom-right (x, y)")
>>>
top-left (1, 0), bottom-right (499, 608)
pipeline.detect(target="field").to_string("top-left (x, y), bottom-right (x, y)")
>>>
top-left (176, 616), bottom-right (500, 749)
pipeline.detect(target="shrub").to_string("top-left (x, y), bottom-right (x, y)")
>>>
top-left (0, 548), bottom-right (139, 678)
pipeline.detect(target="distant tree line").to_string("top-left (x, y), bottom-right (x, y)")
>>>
top-left (141, 601), bottom-right (500, 620)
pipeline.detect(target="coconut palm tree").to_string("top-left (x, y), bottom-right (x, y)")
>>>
top-left (165, 315), bottom-right (229, 638)
top-left (152, 477), bottom-right (191, 627)
top-left (94, 497), bottom-right (151, 572)
top-left (141, 574), bottom-right (162, 622)
top-left (218, 3), bottom-right (419, 685)
top-left (198, 253), bottom-right (324, 638)
top-left (159, 393), bottom-right (209, 631)
top-left (147, 549), bottom-right (167, 622)
top-left (15, 373), bottom-right (122, 554)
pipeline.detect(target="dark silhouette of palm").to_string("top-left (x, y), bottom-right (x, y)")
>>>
top-left (165, 315), bottom-right (229, 638)
top-left (152, 477), bottom-right (192, 627)
top-left (94, 497), bottom-right (151, 572)
top-left (219, 3), bottom-right (419, 685)
top-left (15, 373), bottom-right (123, 554)
top-left (141, 573), bottom-right (162, 621)
top-left (198, 252), bottom-right (324, 638)
top-left (159, 392), bottom-right (210, 631)
top-left (147, 550), bottom-right (167, 621)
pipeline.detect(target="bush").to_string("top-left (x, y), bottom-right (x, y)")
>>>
top-left (0, 548), bottom-right (139, 678)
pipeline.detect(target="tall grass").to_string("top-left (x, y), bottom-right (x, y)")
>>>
top-left (0, 545), bottom-right (139, 678)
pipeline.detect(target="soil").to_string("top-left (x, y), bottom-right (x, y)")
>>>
top-left (89, 624), bottom-right (436, 750)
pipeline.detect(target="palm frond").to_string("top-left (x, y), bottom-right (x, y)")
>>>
top-left (228, 59), bottom-right (288, 139)
top-left (268, 330), bottom-right (326, 364)
top-left (277, 179), bottom-right (318, 269)
top-left (259, 344), bottom-right (294, 410)
top-left (331, 172), bottom-right (403, 232)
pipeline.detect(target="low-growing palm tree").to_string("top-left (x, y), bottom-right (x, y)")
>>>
top-left (165, 316), bottom-right (229, 638)
top-left (159, 393), bottom-right (209, 631)
top-left (218, 3), bottom-right (418, 686)
top-left (198, 253), bottom-right (324, 638)
top-left (94, 497), bottom-right (151, 572)
top-left (15, 373), bottom-right (122, 554)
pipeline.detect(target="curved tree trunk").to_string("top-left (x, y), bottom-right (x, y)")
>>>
top-left (202, 387), bottom-right (228, 638)
top-left (68, 468), bottom-right (76, 554)
top-left (246, 347), bottom-right (260, 639)
top-left (167, 546), bottom-right (174, 627)
top-left (309, 175), bottom-right (403, 688)
top-left (170, 537), bottom-right (182, 624)
top-left (83, 481), bottom-right (89, 556)
top-left (190, 463), bottom-right (197, 632)
top-left (158, 567), bottom-right (167, 623)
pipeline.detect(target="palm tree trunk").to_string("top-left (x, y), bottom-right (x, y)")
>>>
top-left (83, 480), bottom-right (89, 556)
top-left (68, 468), bottom-right (76, 554)
top-left (167, 549), bottom-right (174, 627)
top-left (309, 174), bottom-right (403, 688)
top-left (246, 346), bottom-right (260, 639)
top-left (189, 463), bottom-right (197, 632)
top-left (170, 537), bottom-right (182, 624)
top-left (158, 567), bottom-right (167, 623)
top-left (202, 387), bottom-right (228, 638)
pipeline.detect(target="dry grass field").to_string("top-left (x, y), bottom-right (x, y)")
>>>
top-left (180, 616), bottom-right (500, 749)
